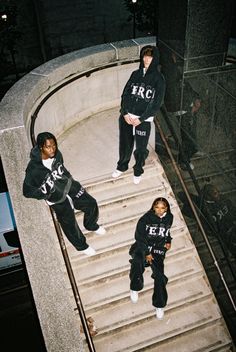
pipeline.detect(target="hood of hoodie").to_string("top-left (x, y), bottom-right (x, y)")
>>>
top-left (29, 145), bottom-right (59, 167)
top-left (30, 145), bottom-right (44, 164)
top-left (24, 145), bottom-right (73, 204)
top-left (139, 45), bottom-right (159, 74)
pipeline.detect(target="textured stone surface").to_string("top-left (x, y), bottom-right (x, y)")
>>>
top-left (0, 128), bottom-right (84, 352)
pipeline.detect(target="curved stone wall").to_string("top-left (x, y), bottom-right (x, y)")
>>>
top-left (0, 37), bottom-right (155, 352)
top-left (34, 63), bottom-right (138, 138)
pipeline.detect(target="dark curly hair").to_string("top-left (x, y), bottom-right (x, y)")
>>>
top-left (151, 197), bottom-right (170, 212)
top-left (36, 132), bottom-right (58, 150)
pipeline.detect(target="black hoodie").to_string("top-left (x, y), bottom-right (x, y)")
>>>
top-left (23, 146), bottom-right (73, 204)
top-left (120, 45), bottom-right (166, 123)
top-left (134, 209), bottom-right (173, 256)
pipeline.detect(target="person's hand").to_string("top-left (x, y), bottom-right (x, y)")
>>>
top-left (192, 99), bottom-right (201, 113)
top-left (124, 114), bottom-right (134, 124)
top-left (165, 243), bottom-right (171, 250)
top-left (132, 118), bottom-right (141, 126)
top-left (145, 254), bottom-right (154, 264)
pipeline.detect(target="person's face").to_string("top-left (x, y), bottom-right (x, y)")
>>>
top-left (153, 201), bottom-right (168, 217)
top-left (41, 138), bottom-right (57, 159)
top-left (143, 55), bottom-right (153, 69)
top-left (211, 188), bottom-right (220, 201)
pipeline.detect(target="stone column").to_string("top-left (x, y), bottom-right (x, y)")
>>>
top-left (155, 0), bottom-right (234, 162)
top-left (158, 0), bottom-right (234, 113)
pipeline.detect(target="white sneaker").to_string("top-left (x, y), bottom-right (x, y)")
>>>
top-left (95, 226), bottom-right (106, 235)
top-left (130, 290), bottom-right (138, 303)
top-left (133, 176), bottom-right (141, 184)
top-left (156, 308), bottom-right (164, 320)
top-left (189, 162), bottom-right (194, 170)
top-left (112, 170), bottom-right (123, 178)
top-left (82, 246), bottom-right (96, 256)
top-left (194, 151), bottom-right (205, 157)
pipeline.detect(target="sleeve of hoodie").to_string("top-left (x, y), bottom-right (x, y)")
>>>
top-left (23, 167), bottom-right (49, 200)
top-left (165, 213), bottom-right (173, 244)
top-left (120, 71), bottom-right (136, 116)
top-left (139, 73), bottom-right (166, 123)
top-left (22, 150), bottom-right (70, 200)
top-left (134, 215), bottom-right (150, 255)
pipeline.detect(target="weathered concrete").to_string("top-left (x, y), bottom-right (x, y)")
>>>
top-left (0, 37), bottom-right (155, 352)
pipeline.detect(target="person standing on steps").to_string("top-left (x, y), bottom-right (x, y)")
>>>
top-left (23, 131), bottom-right (106, 256)
top-left (112, 45), bottom-right (166, 185)
top-left (129, 197), bottom-right (173, 320)
top-left (177, 82), bottom-right (202, 171)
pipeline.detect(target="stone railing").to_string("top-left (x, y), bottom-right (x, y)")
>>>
top-left (0, 36), bottom-right (155, 352)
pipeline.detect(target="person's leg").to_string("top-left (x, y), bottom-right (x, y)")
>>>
top-left (129, 248), bottom-right (146, 291)
top-left (117, 115), bottom-right (134, 172)
top-left (179, 114), bottom-right (197, 164)
top-left (151, 253), bottom-right (168, 308)
top-left (133, 122), bottom-right (151, 176)
top-left (52, 198), bottom-right (88, 250)
top-left (73, 190), bottom-right (99, 232)
top-left (188, 117), bottom-right (198, 159)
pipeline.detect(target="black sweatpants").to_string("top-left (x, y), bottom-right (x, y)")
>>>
top-left (117, 115), bottom-right (151, 177)
top-left (179, 112), bottom-right (198, 164)
top-left (51, 181), bottom-right (99, 251)
top-left (129, 247), bottom-right (168, 308)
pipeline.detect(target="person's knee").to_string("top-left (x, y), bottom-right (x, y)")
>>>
top-left (134, 148), bottom-right (149, 158)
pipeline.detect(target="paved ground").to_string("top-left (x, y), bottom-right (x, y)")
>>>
top-left (58, 107), bottom-right (156, 183)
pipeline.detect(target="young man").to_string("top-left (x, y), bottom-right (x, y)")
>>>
top-left (23, 132), bottom-right (106, 256)
top-left (112, 45), bottom-right (166, 184)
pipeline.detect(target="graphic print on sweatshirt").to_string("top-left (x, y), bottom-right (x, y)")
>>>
top-left (146, 223), bottom-right (171, 239)
top-left (40, 162), bottom-right (66, 194)
top-left (131, 83), bottom-right (156, 102)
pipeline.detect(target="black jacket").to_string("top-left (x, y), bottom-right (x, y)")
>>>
top-left (203, 197), bottom-right (236, 234)
top-left (133, 210), bottom-right (173, 255)
top-left (120, 45), bottom-right (165, 122)
top-left (23, 146), bottom-right (73, 204)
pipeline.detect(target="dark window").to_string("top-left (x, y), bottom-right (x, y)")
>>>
top-left (0, 157), bottom-right (8, 193)
top-left (3, 230), bottom-right (20, 248)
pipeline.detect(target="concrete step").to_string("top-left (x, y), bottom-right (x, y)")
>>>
top-left (86, 273), bottom-right (212, 334)
top-left (133, 320), bottom-right (232, 352)
top-left (83, 161), bottom-right (165, 203)
top-left (68, 229), bottom-right (194, 285)
top-left (76, 252), bottom-right (203, 310)
top-left (91, 296), bottom-right (224, 352)
top-left (75, 196), bottom-right (185, 237)
top-left (65, 218), bottom-right (191, 264)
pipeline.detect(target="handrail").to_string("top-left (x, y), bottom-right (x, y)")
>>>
top-left (159, 106), bottom-right (236, 278)
top-left (29, 58), bottom-right (140, 352)
top-left (155, 107), bottom-right (236, 312)
top-left (30, 58), bottom-right (139, 146)
top-left (50, 209), bottom-right (96, 351)
top-left (30, 137), bottom-right (96, 352)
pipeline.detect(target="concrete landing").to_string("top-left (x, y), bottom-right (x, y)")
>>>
top-left (58, 107), bottom-right (156, 182)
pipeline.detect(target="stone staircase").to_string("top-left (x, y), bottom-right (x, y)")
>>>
top-left (61, 160), bottom-right (233, 351)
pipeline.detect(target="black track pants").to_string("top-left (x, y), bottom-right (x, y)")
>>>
top-left (117, 115), bottom-right (151, 176)
top-left (179, 113), bottom-right (198, 163)
top-left (51, 182), bottom-right (99, 251)
top-left (129, 248), bottom-right (168, 308)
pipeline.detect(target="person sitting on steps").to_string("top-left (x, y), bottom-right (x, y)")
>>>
top-left (129, 197), bottom-right (173, 320)
top-left (23, 131), bottom-right (106, 257)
